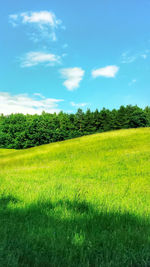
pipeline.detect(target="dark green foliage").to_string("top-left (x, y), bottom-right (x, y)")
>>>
top-left (0, 105), bottom-right (149, 149)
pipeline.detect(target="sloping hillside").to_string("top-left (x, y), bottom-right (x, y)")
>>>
top-left (0, 128), bottom-right (150, 266)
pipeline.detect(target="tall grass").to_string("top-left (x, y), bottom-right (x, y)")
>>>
top-left (0, 128), bottom-right (150, 266)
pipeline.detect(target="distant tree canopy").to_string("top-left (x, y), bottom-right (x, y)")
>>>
top-left (0, 105), bottom-right (149, 149)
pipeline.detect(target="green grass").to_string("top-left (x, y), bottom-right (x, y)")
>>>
top-left (0, 128), bottom-right (150, 267)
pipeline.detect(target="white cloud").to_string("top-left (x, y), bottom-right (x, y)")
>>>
top-left (9, 11), bottom-right (63, 42)
top-left (60, 67), bottom-right (85, 91)
top-left (70, 102), bottom-right (88, 107)
top-left (20, 11), bottom-right (61, 27)
top-left (0, 92), bottom-right (63, 115)
top-left (21, 51), bottom-right (61, 67)
top-left (92, 65), bottom-right (119, 78)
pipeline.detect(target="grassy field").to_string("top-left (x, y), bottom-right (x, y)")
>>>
top-left (0, 128), bottom-right (150, 267)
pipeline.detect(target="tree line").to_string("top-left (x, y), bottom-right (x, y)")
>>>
top-left (0, 105), bottom-right (150, 149)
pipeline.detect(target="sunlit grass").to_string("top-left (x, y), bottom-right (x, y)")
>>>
top-left (0, 128), bottom-right (150, 266)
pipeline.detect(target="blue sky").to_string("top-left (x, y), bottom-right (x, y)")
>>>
top-left (0, 0), bottom-right (150, 114)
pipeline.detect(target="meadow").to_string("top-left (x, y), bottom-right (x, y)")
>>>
top-left (0, 128), bottom-right (150, 266)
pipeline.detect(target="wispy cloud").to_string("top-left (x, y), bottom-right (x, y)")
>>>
top-left (62, 43), bottom-right (68, 49)
top-left (9, 14), bottom-right (18, 27)
top-left (121, 50), bottom-right (149, 64)
top-left (20, 51), bottom-right (61, 67)
top-left (92, 65), bottom-right (119, 78)
top-left (60, 67), bottom-right (85, 91)
top-left (128, 79), bottom-right (137, 86)
top-left (141, 54), bottom-right (147, 59)
top-left (9, 10), bottom-right (64, 42)
top-left (0, 92), bottom-right (63, 115)
top-left (33, 93), bottom-right (45, 99)
top-left (121, 52), bottom-right (137, 64)
top-left (70, 102), bottom-right (88, 107)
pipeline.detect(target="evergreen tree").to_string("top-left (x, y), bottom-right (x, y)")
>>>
top-left (0, 105), bottom-right (149, 149)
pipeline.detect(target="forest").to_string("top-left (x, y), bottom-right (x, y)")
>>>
top-left (0, 105), bottom-right (150, 149)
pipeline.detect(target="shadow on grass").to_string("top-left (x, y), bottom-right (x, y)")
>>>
top-left (0, 195), bottom-right (150, 267)
top-left (0, 195), bottom-right (19, 207)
